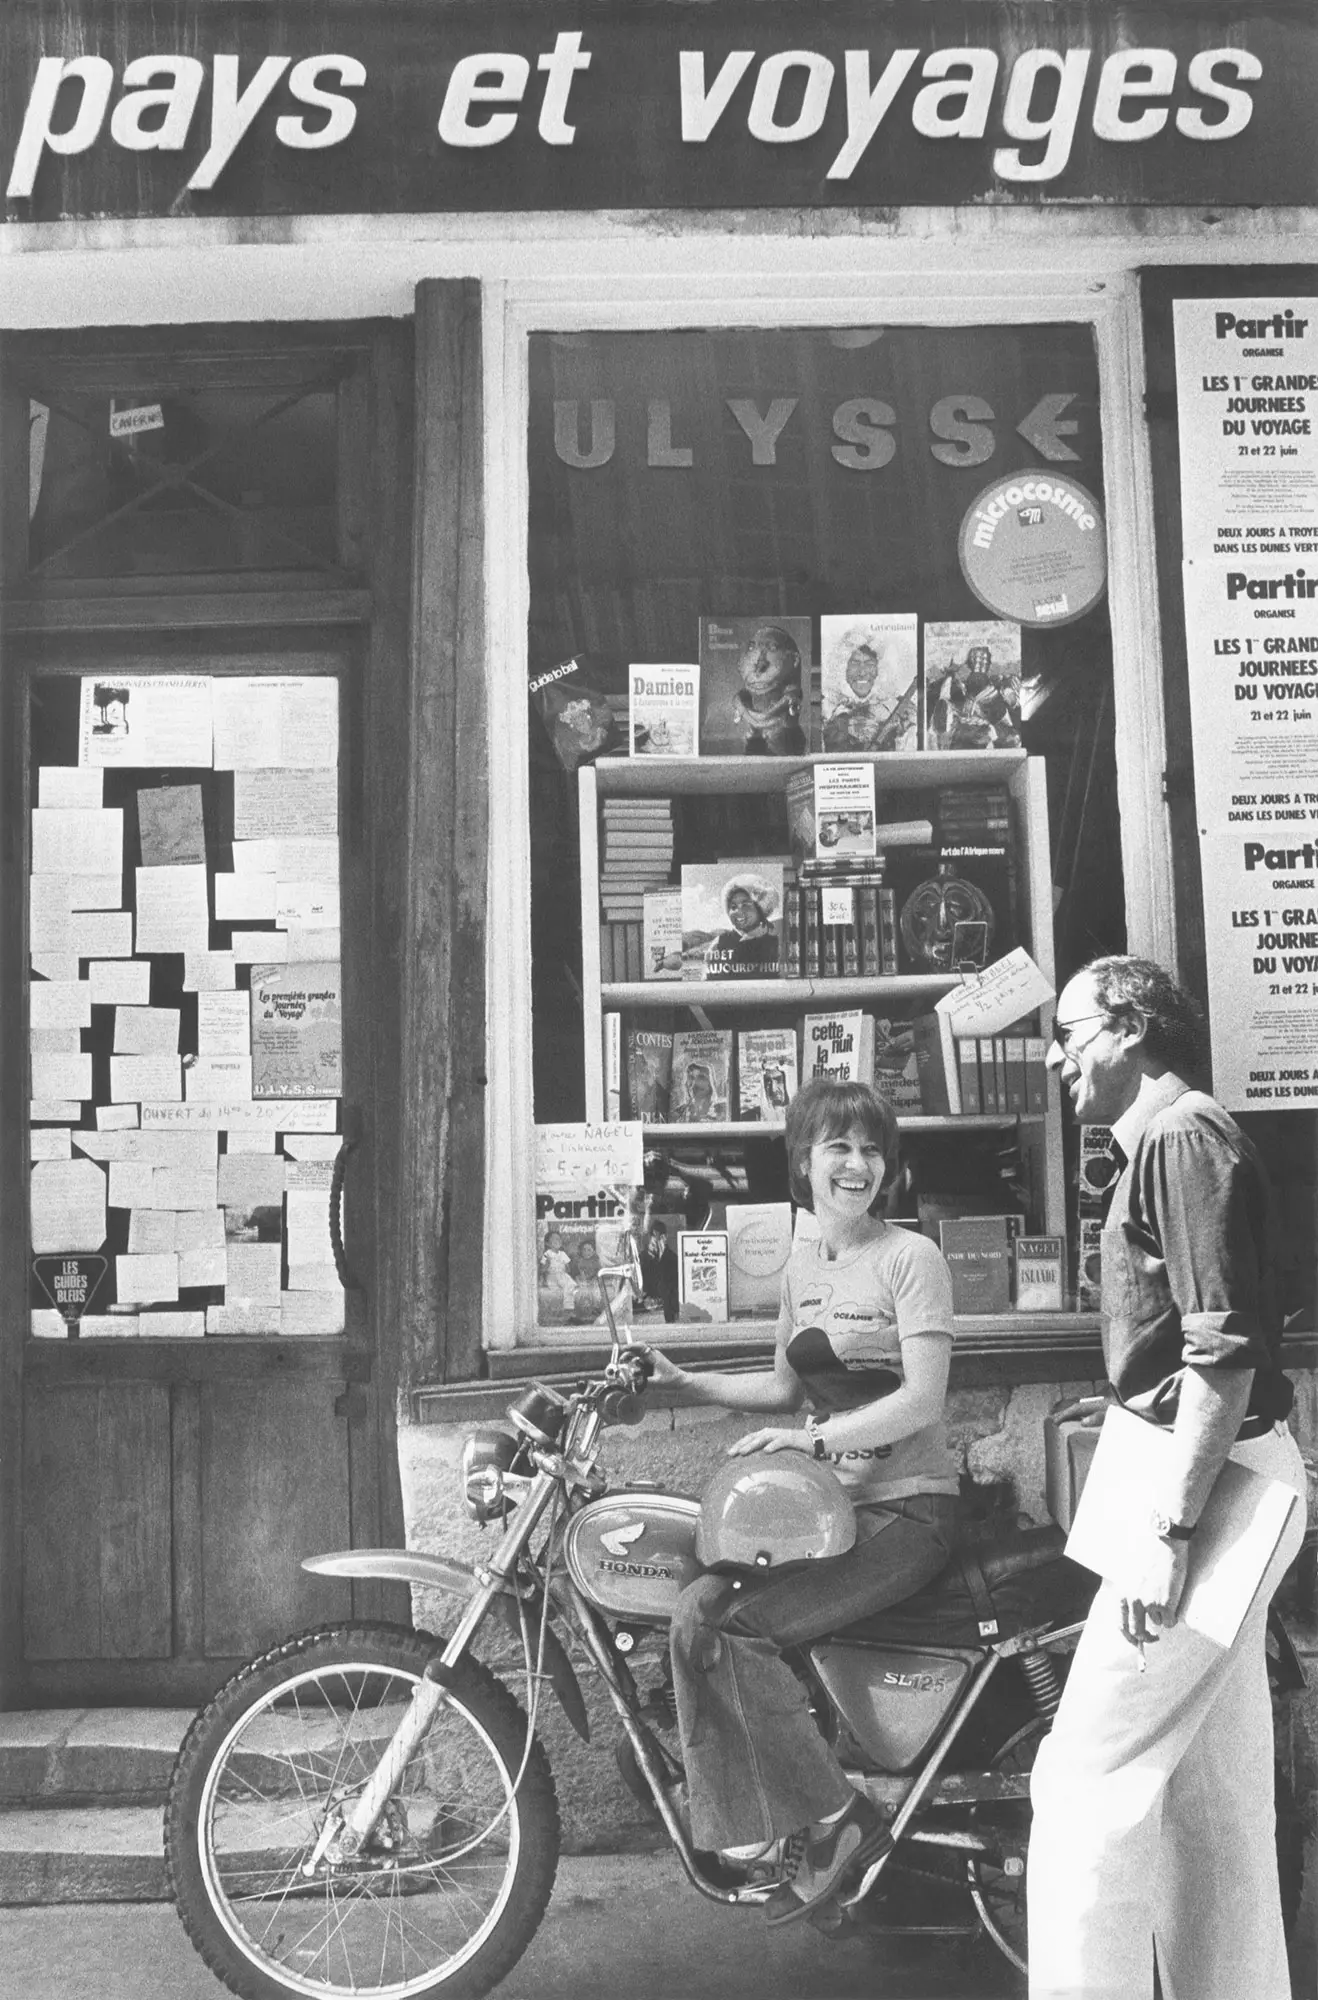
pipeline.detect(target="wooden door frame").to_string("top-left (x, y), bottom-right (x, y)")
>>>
top-left (0, 313), bottom-right (450, 1703)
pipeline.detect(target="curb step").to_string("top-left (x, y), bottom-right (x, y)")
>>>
top-left (0, 1805), bottom-right (167, 1905)
top-left (0, 1710), bottom-right (193, 1807)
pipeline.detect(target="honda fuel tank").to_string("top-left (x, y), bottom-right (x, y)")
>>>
top-left (562, 1491), bottom-right (700, 1623)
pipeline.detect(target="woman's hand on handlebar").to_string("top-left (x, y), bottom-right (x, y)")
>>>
top-left (727, 1426), bottom-right (811, 1457)
top-left (637, 1345), bottom-right (688, 1389)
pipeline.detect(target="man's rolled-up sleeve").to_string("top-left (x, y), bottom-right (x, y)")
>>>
top-left (1145, 1129), bottom-right (1269, 1370)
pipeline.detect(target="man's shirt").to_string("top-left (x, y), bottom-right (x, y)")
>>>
top-left (1101, 1073), bottom-right (1293, 1429)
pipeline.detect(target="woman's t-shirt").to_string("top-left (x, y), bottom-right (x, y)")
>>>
top-left (783, 1224), bottom-right (959, 1505)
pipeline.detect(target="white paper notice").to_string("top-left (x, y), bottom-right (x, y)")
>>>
top-left (212, 678), bottom-right (339, 771)
top-left (31, 1100), bottom-right (82, 1123)
top-left (275, 880), bottom-right (340, 928)
top-left (129, 1211), bottom-right (177, 1254)
top-left (1173, 298), bottom-right (1318, 566)
top-left (135, 864), bottom-right (210, 955)
top-left (935, 948), bottom-right (1056, 1037)
top-left (185, 1055), bottom-right (253, 1101)
top-left (225, 1242), bottom-right (282, 1303)
top-left (30, 1129), bottom-right (72, 1161)
top-left (115, 1253), bottom-right (180, 1304)
top-left (231, 931), bottom-right (288, 964)
top-left (179, 1240), bottom-right (227, 1289)
top-left (1180, 559), bottom-right (1318, 834)
top-left (141, 1097), bottom-right (336, 1131)
top-left (30, 981), bottom-right (91, 1031)
top-left (31, 1029), bottom-right (81, 1055)
top-left (31, 1158), bottom-right (106, 1252)
top-left (108, 1161), bottom-right (156, 1209)
top-left (89, 959), bottom-right (152, 1006)
top-left (31, 1053), bottom-right (91, 1101)
top-left (218, 1153), bottom-right (286, 1208)
top-left (197, 991), bottom-right (251, 1055)
top-left (69, 913), bottom-right (133, 959)
top-left (1201, 831), bottom-right (1318, 1112)
top-left (207, 1303), bottom-right (279, 1335)
top-left (39, 767), bottom-right (103, 809)
top-left (215, 872), bottom-right (277, 921)
top-left (139, 1311), bottom-right (204, 1338)
top-left (79, 676), bottom-right (213, 768)
top-left (31, 952), bottom-right (80, 982)
top-left (281, 1290), bottom-right (346, 1335)
top-left (234, 769), bottom-right (338, 839)
top-left (234, 838), bottom-right (338, 880)
top-left (184, 951), bottom-right (236, 991)
top-left (75, 1129), bottom-right (216, 1165)
top-left (32, 809), bottom-right (123, 878)
top-left (96, 1104), bottom-right (140, 1131)
top-left (110, 1055), bottom-right (182, 1103)
top-left (150, 1164), bottom-right (219, 1211)
top-left (114, 1007), bottom-right (180, 1055)
top-left (30, 873), bottom-right (122, 917)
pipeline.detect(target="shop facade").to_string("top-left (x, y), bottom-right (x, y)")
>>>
top-left (0, 0), bottom-right (1315, 1865)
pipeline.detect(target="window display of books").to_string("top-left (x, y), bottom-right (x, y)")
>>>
top-left (571, 634), bottom-right (1070, 1323)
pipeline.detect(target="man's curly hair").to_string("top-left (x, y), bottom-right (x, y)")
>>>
top-left (1083, 955), bottom-right (1208, 1076)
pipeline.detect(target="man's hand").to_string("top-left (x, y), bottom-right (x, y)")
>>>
top-left (727, 1426), bottom-right (811, 1458)
top-left (1118, 1534), bottom-right (1191, 1649)
top-left (1053, 1394), bottom-right (1107, 1429)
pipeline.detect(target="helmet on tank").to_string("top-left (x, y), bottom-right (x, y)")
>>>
top-left (695, 1451), bottom-right (856, 1572)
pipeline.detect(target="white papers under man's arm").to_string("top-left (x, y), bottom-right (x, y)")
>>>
top-left (1065, 1404), bottom-right (1302, 1649)
top-left (935, 948), bottom-right (1056, 1037)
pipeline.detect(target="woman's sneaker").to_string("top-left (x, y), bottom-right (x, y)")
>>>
top-left (763, 1795), bottom-right (890, 1927)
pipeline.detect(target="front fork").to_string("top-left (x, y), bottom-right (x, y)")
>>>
top-left (322, 1468), bottom-right (562, 1860)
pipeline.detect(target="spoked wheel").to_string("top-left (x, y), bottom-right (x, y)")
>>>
top-left (165, 1624), bottom-right (560, 2000)
top-left (965, 1713), bottom-right (1044, 1976)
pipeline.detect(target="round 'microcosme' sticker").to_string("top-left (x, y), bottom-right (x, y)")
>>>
top-left (958, 471), bottom-right (1107, 628)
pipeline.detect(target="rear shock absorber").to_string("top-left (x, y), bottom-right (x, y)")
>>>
top-left (1019, 1647), bottom-right (1063, 1720)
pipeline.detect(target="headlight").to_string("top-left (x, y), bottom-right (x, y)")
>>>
top-left (462, 1427), bottom-right (518, 1522)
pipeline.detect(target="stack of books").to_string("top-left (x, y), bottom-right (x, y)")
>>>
top-left (604, 800), bottom-right (676, 948)
top-left (794, 858), bottom-right (897, 978)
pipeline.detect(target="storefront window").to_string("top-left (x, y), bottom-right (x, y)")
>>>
top-left (526, 324), bottom-right (1125, 1332)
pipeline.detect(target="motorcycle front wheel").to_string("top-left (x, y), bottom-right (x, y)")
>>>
top-left (165, 1624), bottom-right (561, 2000)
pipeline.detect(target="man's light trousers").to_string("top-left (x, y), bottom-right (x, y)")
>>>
top-left (1028, 1422), bottom-right (1308, 2000)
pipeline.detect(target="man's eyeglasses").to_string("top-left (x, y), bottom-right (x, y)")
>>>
top-left (1050, 1013), bottom-right (1110, 1056)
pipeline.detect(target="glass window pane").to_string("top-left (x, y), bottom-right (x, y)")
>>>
top-left (27, 384), bottom-right (339, 578)
top-left (526, 324), bottom-right (1126, 1328)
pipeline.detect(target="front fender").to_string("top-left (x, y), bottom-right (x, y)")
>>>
top-left (303, 1548), bottom-right (591, 1741)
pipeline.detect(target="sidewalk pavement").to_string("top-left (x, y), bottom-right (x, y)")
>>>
top-left (0, 1851), bottom-right (1021, 2000)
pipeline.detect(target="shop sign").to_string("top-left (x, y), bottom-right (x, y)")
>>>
top-left (1174, 296), bottom-right (1318, 1112)
top-left (32, 1253), bottom-right (108, 1324)
top-left (958, 471), bottom-right (1107, 627)
top-left (0, 2), bottom-right (1312, 221)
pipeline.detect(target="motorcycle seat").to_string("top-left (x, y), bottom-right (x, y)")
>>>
top-left (827, 1521), bottom-right (1082, 1647)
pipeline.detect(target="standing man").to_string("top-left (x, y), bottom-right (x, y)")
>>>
top-left (1029, 955), bottom-right (1307, 2000)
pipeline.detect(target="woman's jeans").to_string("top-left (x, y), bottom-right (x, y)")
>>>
top-left (670, 1491), bottom-right (957, 1853)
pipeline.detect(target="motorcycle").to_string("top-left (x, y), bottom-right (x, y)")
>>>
top-left (165, 1261), bottom-right (1311, 2000)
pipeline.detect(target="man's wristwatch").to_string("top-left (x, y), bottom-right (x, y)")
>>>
top-left (1150, 1505), bottom-right (1196, 1543)
top-left (805, 1414), bottom-right (828, 1461)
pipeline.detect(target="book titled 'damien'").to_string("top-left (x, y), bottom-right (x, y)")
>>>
top-left (1065, 1405), bottom-right (1302, 1649)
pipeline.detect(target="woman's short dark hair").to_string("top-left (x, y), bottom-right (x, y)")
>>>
top-left (1084, 955), bottom-right (1208, 1075)
top-left (784, 1078), bottom-right (900, 1212)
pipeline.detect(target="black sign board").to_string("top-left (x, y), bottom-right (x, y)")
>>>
top-left (33, 1253), bottom-right (108, 1327)
top-left (0, 2), bottom-right (1314, 222)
